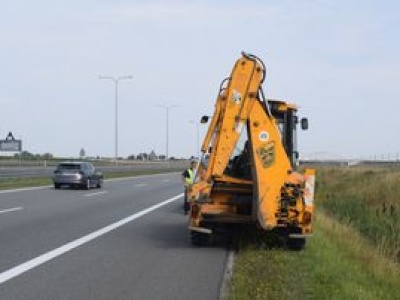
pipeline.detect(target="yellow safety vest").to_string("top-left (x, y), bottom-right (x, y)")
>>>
top-left (185, 168), bottom-right (194, 186)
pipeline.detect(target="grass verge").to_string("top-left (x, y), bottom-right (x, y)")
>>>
top-left (317, 166), bottom-right (400, 262)
top-left (0, 169), bottom-right (180, 191)
top-left (229, 211), bottom-right (400, 300)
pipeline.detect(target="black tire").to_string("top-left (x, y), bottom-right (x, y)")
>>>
top-left (286, 237), bottom-right (306, 251)
top-left (54, 183), bottom-right (61, 189)
top-left (96, 178), bottom-right (102, 189)
top-left (190, 231), bottom-right (212, 247)
top-left (84, 178), bottom-right (91, 190)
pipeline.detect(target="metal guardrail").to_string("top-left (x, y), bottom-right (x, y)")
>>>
top-left (300, 160), bottom-right (400, 167)
top-left (0, 161), bottom-right (188, 179)
top-left (2, 159), bottom-right (399, 179)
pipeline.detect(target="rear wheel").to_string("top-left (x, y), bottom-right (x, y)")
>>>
top-left (96, 178), bottom-right (102, 189)
top-left (84, 178), bottom-right (91, 190)
top-left (54, 183), bottom-right (61, 189)
top-left (190, 231), bottom-right (212, 247)
top-left (286, 237), bottom-right (306, 251)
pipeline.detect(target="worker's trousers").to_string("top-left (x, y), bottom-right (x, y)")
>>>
top-left (183, 187), bottom-right (189, 213)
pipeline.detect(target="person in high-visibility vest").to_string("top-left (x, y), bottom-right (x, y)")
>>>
top-left (181, 160), bottom-right (197, 214)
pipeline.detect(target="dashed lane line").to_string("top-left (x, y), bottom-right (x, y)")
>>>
top-left (84, 191), bottom-right (108, 197)
top-left (0, 207), bottom-right (23, 215)
top-left (0, 193), bottom-right (183, 285)
top-left (134, 183), bottom-right (147, 187)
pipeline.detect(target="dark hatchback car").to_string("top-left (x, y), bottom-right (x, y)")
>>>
top-left (53, 162), bottom-right (103, 190)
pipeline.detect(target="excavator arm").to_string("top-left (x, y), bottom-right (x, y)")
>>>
top-left (204, 53), bottom-right (265, 180)
top-left (188, 52), bottom-right (315, 247)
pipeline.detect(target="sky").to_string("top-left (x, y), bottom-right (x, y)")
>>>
top-left (0, 0), bottom-right (399, 159)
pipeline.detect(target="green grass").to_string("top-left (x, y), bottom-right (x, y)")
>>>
top-left (229, 211), bottom-right (400, 300)
top-left (0, 177), bottom-right (52, 190)
top-left (229, 166), bottom-right (400, 299)
top-left (317, 166), bottom-right (400, 261)
top-left (0, 169), bottom-right (181, 191)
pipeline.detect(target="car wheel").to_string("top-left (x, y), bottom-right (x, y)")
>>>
top-left (54, 183), bottom-right (61, 189)
top-left (96, 179), bottom-right (102, 189)
top-left (85, 178), bottom-right (91, 190)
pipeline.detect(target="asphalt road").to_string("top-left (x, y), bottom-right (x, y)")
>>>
top-left (0, 173), bottom-right (228, 300)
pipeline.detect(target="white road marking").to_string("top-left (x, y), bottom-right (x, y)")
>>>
top-left (134, 183), bottom-right (147, 187)
top-left (0, 186), bottom-right (49, 194)
top-left (0, 206), bottom-right (23, 215)
top-left (0, 193), bottom-right (183, 285)
top-left (162, 179), bottom-right (171, 182)
top-left (84, 191), bottom-right (108, 197)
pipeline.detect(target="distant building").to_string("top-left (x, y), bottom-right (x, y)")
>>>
top-left (149, 150), bottom-right (157, 161)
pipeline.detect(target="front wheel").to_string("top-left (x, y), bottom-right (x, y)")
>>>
top-left (84, 178), bottom-right (91, 190)
top-left (190, 231), bottom-right (212, 247)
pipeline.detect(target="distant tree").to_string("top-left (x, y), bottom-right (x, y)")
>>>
top-left (43, 153), bottom-right (53, 160)
top-left (20, 151), bottom-right (34, 159)
top-left (127, 154), bottom-right (136, 160)
top-left (42, 153), bottom-right (53, 160)
top-left (158, 154), bottom-right (166, 160)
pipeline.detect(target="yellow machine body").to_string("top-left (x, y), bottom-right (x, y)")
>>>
top-left (188, 53), bottom-right (315, 247)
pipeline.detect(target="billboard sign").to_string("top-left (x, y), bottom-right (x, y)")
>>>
top-left (0, 132), bottom-right (22, 152)
top-left (0, 140), bottom-right (22, 152)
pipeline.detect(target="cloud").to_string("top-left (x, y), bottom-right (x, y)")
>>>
top-left (1, 0), bottom-right (400, 157)
top-left (0, 95), bottom-right (21, 106)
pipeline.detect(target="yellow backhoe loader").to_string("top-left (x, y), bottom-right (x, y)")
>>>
top-left (187, 52), bottom-right (315, 250)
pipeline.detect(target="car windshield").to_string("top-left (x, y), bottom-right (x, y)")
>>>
top-left (58, 164), bottom-right (82, 171)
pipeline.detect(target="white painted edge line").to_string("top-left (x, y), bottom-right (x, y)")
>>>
top-left (219, 249), bottom-right (235, 300)
top-left (134, 183), bottom-right (147, 187)
top-left (84, 191), bottom-right (108, 197)
top-left (0, 193), bottom-right (183, 285)
top-left (0, 207), bottom-right (23, 215)
top-left (0, 186), bottom-right (49, 194)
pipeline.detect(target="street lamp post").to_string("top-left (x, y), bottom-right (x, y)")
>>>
top-left (99, 75), bottom-right (133, 164)
top-left (189, 120), bottom-right (200, 159)
top-left (156, 105), bottom-right (178, 159)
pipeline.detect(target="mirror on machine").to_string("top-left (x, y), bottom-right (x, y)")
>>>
top-left (301, 118), bottom-right (309, 130)
top-left (200, 115), bottom-right (209, 124)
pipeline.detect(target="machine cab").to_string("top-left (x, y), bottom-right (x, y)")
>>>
top-left (268, 99), bottom-right (308, 169)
